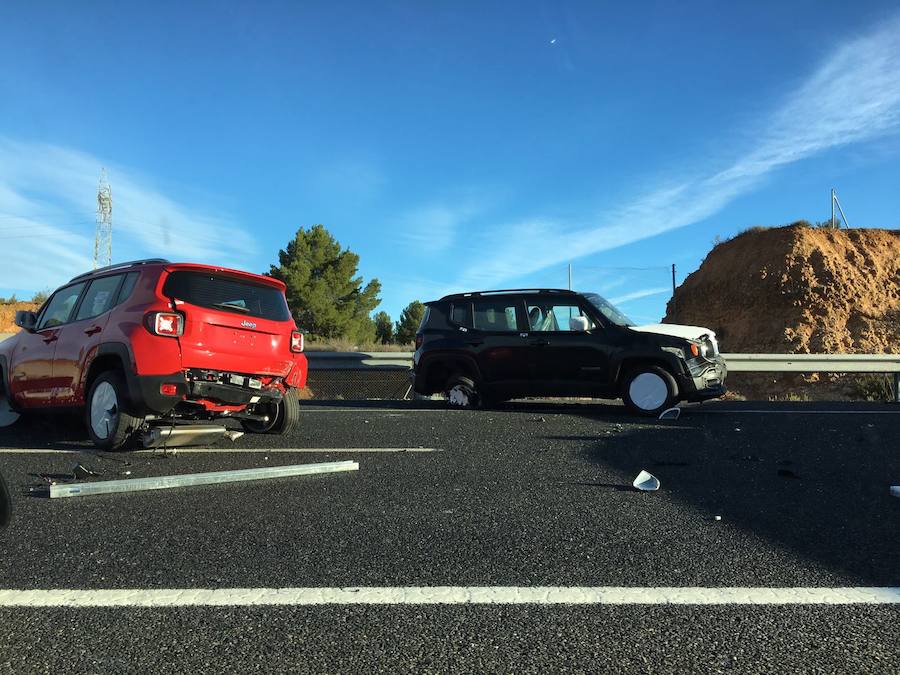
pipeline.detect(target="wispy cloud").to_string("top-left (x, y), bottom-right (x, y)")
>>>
top-left (608, 287), bottom-right (670, 305)
top-left (397, 199), bottom-right (482, 254)
top-left (453, 13), bottom-right (900, 290)
top-left (0, 138), bottom-right (256, 292)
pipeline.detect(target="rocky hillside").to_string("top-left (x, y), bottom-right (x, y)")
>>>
top-left (0, 302), bottom-right (37, 334)
top-left (665, 224), bottom-right (900, 355)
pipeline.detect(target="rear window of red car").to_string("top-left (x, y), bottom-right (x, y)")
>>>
top-left (163, 271), bottom-right (291, 322)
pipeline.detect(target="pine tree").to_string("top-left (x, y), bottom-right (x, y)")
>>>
top-left (395, 301), bottom-right (425, 344)
top-left (269, 225), bottom-right (381, 339)
top-left (374, 311), bottom-right (393, 344)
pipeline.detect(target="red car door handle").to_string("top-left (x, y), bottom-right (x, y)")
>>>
top-left (42, 335), bottom-right (58, 344)
top-left (530, 339), bottom-right (550, 346)
top-left (84, 326), bottom-right (102, 336)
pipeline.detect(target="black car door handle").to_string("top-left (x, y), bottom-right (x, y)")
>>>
top-left (42, 335), bottom-right (58, 344)
top-left (467, 339), bottom-right (484, 346)
top-left (530, 339), bottom-right (549, 346)
top-left (84, 326), bottom-right (102, 336)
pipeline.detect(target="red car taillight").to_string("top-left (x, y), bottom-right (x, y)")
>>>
top-left (290, 330), bottom-right (304, 353)
top-left (147, 312), bottom-right (184, 337)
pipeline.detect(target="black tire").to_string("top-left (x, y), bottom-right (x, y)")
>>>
top-left (85, 371), bottom-right (142, 451)
top-left (0, 469), bottom-right (11, 530)
top-left (241, 388), bottom-right (300, 435)
top-left (444, 375), bottom-right (481, 409)
top-left (621, 365), bottom-right (678, 417)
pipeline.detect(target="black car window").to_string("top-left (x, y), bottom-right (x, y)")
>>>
top-left (115, 271), bottom-right (140, 306)
top-left (472, 299), bottom-right (518, 332)
top-left (75, 275), bottom-right (123, 322)
top-left (36, 282), bottom-right (87, 330)
top-left (527, 302), bottom-right (596, 332)
top-left (163, 271), bottom-right (290, 321)
top-left (449, 302), bottom-right (471, 326)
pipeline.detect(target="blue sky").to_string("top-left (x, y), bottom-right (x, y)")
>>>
top-left (2, 1), bottom-right (900, 326)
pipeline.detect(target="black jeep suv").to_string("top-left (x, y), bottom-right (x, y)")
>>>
top-left (410, 289), bottom-right (726, 415)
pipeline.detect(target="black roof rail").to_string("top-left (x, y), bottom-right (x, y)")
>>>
top-left (437, 288), bottom-right (577, 301)
top-left (70, 258), bottom-right (170, 282)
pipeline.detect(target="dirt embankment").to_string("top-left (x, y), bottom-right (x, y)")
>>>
top-left (0, 303), bottom-right (37, 334)
top-left (664, 224), bottom-right (900, 399)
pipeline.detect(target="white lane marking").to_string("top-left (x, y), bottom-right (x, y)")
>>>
top-left (0, 448), bottom-right (440, 455)
top-left (692, 410), bottom-right (898, 415)
top-left (0, 587), bottom-right (896, 607)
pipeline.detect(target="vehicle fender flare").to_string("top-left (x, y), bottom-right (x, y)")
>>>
top-left (418, 352), bottom-right (483, 390)
top-left (84, 342), bottom-right (141, 406)
top-left (611, 350), bottom-right (686, 387)
top-left (0, 353), bottom-right (9, 399)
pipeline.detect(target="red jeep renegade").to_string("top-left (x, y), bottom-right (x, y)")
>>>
top-left (0, 259), bottom-right (307, 450)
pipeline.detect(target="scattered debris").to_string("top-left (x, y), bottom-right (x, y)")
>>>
top-left (224, 430), bottom-right (244, 442)
top-left (714, 515), bottom-right (722, 521)
top-left (658, 407), bottom-right (681, 420)
top-left (777, 469), bottom-right (801, 480)
top-left (143, 425), bottom-right (227, 449)
top-left (734, 428), bottom-right (742, 433)
top-left (890, 486), bottom-right (899, 498)
top-left (539, 416), bottom-right (547, 422)
top-left (72, 464), bottom-right (102, 480)
top-left (632, 470), bottom-right (660, 491)
top-left (49, 460), bottom-right (360, 499)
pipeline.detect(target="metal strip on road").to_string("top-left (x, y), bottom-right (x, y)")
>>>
top-left (690, 409), bottom-right (899, 415)
top-left (0, 587), bottom-right (897, 607)
top-left (0, 448), bottom-right (441, 454)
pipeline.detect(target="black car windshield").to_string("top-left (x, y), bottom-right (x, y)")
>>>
top-left (583, 293), bottom-right (636, 327)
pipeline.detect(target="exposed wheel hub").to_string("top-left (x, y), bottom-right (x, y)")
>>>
top-left (90, 381), bottom-right (119, 440)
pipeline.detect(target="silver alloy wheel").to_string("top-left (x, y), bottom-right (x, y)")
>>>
top-left (448, 384), bottom-right (471, 407)
top-left (90, 381), bottom-right (119, 440)
top-left (0, 394), bottom-right (19, 428)
top-left (629, 372), bottom-right (668, 411)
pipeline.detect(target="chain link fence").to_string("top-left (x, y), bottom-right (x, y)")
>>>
top-left (305, 368), bottom-right (413, 400)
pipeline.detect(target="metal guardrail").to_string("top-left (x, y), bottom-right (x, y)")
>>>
top-left (307, 351), bottom-right (900, 373)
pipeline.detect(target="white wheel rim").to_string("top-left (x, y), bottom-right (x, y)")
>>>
top-left (90, 382), bottom-right (119, 439)
top-left (0, 394), bottom-right (19, 428)
top-left (448, 385), bottom-right (470, 407)
top-left (629, 373), bottom-right (668, 411)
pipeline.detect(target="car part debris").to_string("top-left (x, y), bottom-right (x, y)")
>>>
top-left (890, 486), bottom-right (899, 498)
top-left (224, 430), bottom-right (244, 442)
top-left (143, 425), bottom-right (228, 449)
top-left (632, 470), bottom-right (660, 491)
top-left (658, 407), bottom-right (681, 420)
top-left (714, 515), bottom-right (722, 521)
top-left (72, 464), bottom-right (102, 480)
top-left (48, 460), bottom-right (359, 499)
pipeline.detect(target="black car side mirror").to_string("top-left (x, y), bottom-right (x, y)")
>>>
top-left (14, 310), bottom-right (37, 332)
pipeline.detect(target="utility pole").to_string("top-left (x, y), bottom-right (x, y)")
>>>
top-left (831, 188), bottom-right (836, 229)
top-left (832, 188), bottom-right (850, 229)
top-left (671, 263), bottom-right (677, 321)
top-left (94, 169), bottom-right (112, 269)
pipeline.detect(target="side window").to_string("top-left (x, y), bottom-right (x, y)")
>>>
top-left (450, 302), bottom-right (471, 327)
top-left (36, 282), bottom-right (87, 330)
top-left (115, 272), bottom-right (140, 306)
top-left (527, 302), bottom-right (596, 332)
top-left (472, 299), bottom-right (519, 332)
top-left (75, 275), bottom-right (123, 322)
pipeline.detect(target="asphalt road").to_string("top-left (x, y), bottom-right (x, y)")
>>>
top-left (0, 399), bottom-right (898, 673)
